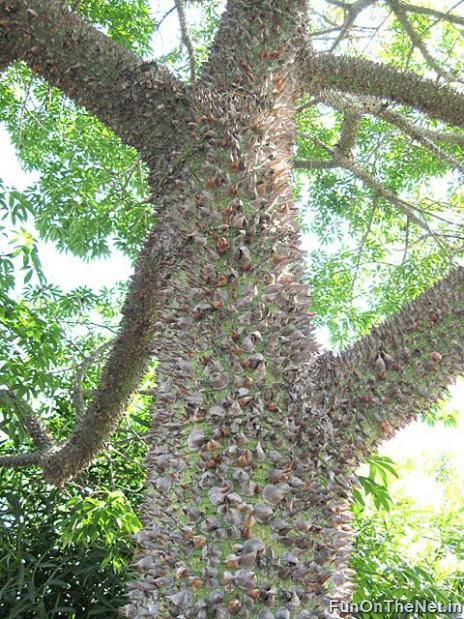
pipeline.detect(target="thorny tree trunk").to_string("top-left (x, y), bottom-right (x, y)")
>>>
top-left (124, 6), bottom-right (344, 617)
top-left (2, 1), bottom-right (464, 618)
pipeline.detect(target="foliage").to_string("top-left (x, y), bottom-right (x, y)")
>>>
top-left (352, 507), bottom-right (464, 619)
top-left (353, 455), bottom-right (399, 512)
top-left (352, 428), bottom-right (464, 618)
top-left (351, 378), bottom-right (464, 616)
top-left (0, 472), bottom-right (142, 618)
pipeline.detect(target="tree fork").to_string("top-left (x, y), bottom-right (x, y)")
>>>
top-left (0, 0), bottom-right (192, 163)
top-left (2, 1), bottom-right (464, 618)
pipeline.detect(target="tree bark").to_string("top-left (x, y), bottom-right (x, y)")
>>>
top-left (0, 0), bottom-right (192, 163)
top-left (2, 1), bottom-right (464, 618)
top-left (305, 51), bottom-right (464, 129)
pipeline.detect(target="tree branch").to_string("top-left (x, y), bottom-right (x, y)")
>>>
top-left (303, 51), bottom-right (464, 129)
top-left (0, 452), bottom-right (42, 468)
top-left (294, 134), bottom-right (442, 239)
top-left (0, 389), bottom-right (53, 450)
top-left (317, 90), bottom-right (464, 173)
top-left (0, 205), bottom-right (192, 486)
top-left (39, 218), bottom-right (190, 485)
top-left (335, 110), bottom-right (361, 155)
top-left (0, 0), bottom-right (189, 158)
top-left (295, 109), bottom-right (360, 169)
top-left (293, 157), bottom-right (339, 169)
top-left (174, 0), bottom-right (196, 82)
top-left (387, 0), bottom-right (458, 83)
top-left (397, 1), bottom-right (464, 27)
top-left (329, 0), bottom-right (377, 51)
top-left (379, 108), bottom-right (464, 175)
top-left (71, 341), bottom-right (112, 419)
top-left (318, 267), bottom-right (464, 463)
top-left (414, 126), bottom-right (464, 147)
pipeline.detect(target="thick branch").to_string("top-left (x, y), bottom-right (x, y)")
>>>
top-left (0, 452), bottom-right (42, 468)
top-left (40, 219), bottom-right (188, 485)
top-left (320, 267), bottom-right (464, 459)
top-left (0, 0), bottom-right (189, 157)
top-left (304, 51), bottom-right (464, 129)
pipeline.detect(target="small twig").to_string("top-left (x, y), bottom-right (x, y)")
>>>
top-left (345, 157), bottom-right (449, 248)
top-left (329, 0), bottom-right (377, 51)
top-left (379, 108), bottom-right (464, 175)
top-left (325, 0), bottom-right (351, 8)
top-left (17, 75), bottom-right (34, 148)
top-left (319, 90), bottom-right (464, 172)
top-left (351, 202), bottom-right (377, 290)
top-left (402, 216), bottom-right (410, 265)
top-left (295, 135), bottom-right (449, 248)
top-left (155, 6), bottom-right (176, 32)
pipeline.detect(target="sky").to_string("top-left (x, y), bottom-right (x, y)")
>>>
top-left (1, 0), bottom-right (464, 505)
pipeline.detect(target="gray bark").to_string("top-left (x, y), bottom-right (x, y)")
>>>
top-left (1, 1), bottom-right (464, 617)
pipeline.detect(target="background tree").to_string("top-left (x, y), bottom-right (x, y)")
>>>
top-left (1, 0), bottom-right (464, 617)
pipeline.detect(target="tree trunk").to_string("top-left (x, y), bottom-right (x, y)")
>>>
top-left (122, 76), bottom-right (353, 619)
top-left (3, 2), bottom-right (464, 618)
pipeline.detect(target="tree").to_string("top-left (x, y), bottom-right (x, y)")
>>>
top-left (1, 0), bottom-right (464, 617)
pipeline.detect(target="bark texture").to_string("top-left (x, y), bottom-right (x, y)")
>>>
top-left (305, 52), bottom-right (464, 129)
top-left (2, 1), bottom-right (464, 618)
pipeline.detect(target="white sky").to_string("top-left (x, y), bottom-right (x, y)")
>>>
top-left (1, 0), bottom-right (464, 505)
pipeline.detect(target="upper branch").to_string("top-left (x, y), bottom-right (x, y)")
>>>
top-left (175, 0), bottom-right (196, 82)
top-left (397, 1), bottom-right (464, 27)
top-left (71, 341), bottom-right (112, 419)
top-left (294, 126), bottom-right (442, 238)
top-left (0, 0), bottom-right (189, 156)
top-left (202, 0), bottom-right (309, 96)
top-left (317, 90), bottom-right (464, 173)
top-left (302, 50), bottom-right (464, 129)
top-left (318, 267), bottom-right (464, 461)
top-left (387, 0), bottom-right (457, 83)
top-left (328, 0), bottom-right (376, 51)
